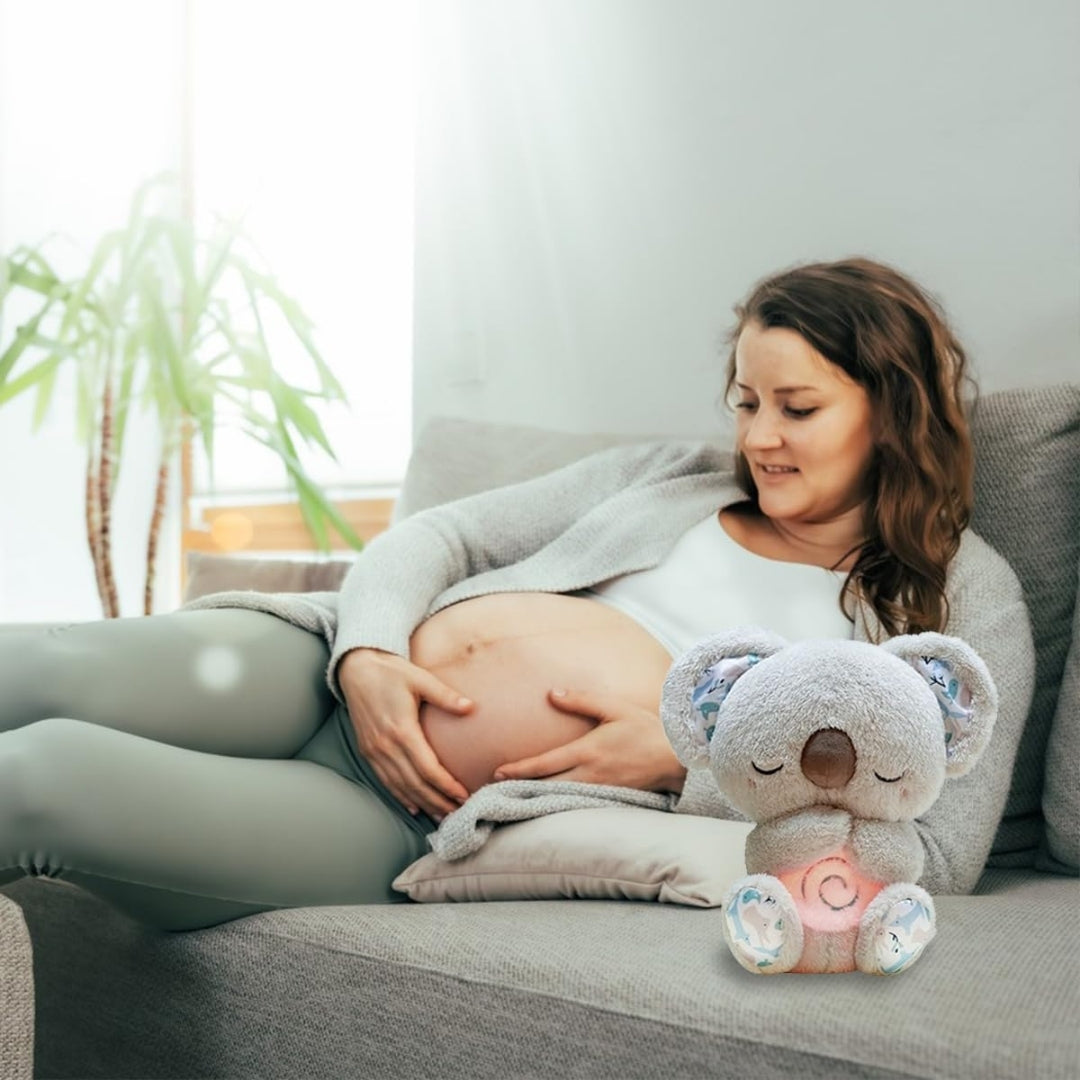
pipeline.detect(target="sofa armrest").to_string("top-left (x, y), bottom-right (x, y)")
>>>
top-left (0, 892), bottom-right (34, 1080)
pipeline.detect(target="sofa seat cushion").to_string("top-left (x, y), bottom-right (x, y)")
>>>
top-left (8, 871), bottom-right (1077, 1080)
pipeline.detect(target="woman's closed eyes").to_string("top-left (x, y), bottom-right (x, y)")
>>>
top-left (735, 401), bottom-right (819, 419)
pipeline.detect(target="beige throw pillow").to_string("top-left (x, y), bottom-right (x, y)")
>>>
top-left (392, 807), bottom-right (753, 905)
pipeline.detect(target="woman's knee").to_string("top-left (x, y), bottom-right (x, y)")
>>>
top-left (2, 614), bottom-right (334, 756)
top-left (0, 718), bottom-right (86, 854)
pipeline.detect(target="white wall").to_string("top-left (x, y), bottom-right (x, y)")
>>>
top-left (0, 0), bottom-right (185, 622)
top-left (413, 0), bottom-right (1080, 438)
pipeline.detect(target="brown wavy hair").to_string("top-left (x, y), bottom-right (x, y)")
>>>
top-left (721, 257), bottom-right (978, 636)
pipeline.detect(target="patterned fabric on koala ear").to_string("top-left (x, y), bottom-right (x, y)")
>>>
top-left (691, 654), bottom-right (761, 745)
top-left (907, 655), bottom-right (975, 761)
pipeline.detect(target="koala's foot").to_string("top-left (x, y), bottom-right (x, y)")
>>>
top-left (856, 884), bottom-right (936, 976)
top-left (723, 875), bottom-right (803, 974)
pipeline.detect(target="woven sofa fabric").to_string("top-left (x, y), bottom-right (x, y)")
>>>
top-left (9, 873), bottom-right (1077, 1080)
top-left (968, 384), bottom-right (1080, 865)
top-left (392, 415), bottom-right (719, 521)
top-left (1038, 550), bottom-right (1080, 871)
top-left (0, 893), bottom-right (33, 1080)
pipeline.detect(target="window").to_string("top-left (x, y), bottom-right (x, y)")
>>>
top-left (187, 0), bottom-right (416, 516)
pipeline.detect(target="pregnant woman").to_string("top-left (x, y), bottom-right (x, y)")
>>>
top-left (0, 257), bottom-right (1034, 931)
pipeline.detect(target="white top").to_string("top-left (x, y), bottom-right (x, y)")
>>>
top-left (577, 512), bottom-right (854, 657)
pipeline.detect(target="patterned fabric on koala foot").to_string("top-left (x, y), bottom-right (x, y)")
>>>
top-left (857, 884), bottom-right (937, 976)
top-left (723, 874), bottom-right (803, 975)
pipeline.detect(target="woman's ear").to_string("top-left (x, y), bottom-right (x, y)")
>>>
top-left (661, 627), bottom-right (788, 769)
top-left (881, 632), bottom-right (999, 776)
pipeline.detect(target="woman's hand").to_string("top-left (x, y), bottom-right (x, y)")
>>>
top-left (338, 647), bottom-right (473, 820)
top-left (491, 687), bottom-right (687, 794)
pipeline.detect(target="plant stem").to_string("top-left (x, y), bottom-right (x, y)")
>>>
top-left (97, 370), bottom-right (120, 618)
top-left (84, 440), bottom-right (108, 616)
top-left (143, 440), bottom-right (172, 616)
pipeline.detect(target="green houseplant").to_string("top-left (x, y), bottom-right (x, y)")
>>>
top-left (0, 174), bottom-right (363, 617)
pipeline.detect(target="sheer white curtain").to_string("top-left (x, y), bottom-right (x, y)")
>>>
top-left (188, 0), bottom-right (416, 502)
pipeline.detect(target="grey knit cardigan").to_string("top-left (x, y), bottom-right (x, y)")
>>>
top-left (184, 439), bottom-right (1035, 894)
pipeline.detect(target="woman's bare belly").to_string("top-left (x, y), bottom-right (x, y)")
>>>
top-left (409, 592), bottom-right (675, 794)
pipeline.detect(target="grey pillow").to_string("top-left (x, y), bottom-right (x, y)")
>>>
top-left (183, 552), bottom-right (352, 602)
top-left (969, 384), bottom-right (1080, 865)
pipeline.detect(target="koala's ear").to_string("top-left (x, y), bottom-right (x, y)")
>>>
top-left (660, 627), bottom-right (788, 768)
top-left (880, 632), bottom-right (999, 776)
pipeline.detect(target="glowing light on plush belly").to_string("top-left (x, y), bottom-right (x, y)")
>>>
top-left (777, 847), bottom-right (885, 933)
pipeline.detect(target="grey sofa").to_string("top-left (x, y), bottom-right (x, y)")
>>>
top-left (3, 384), bottom-right (1079, 1080)
top-left (0, 892), bottom-right (34, 1080)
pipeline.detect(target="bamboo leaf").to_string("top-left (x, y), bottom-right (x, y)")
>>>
top-left (274, 381), bottom-right (337, 459)
top-left (126, 171), bottom-right (176, 231)
top-left (110, 333), bottom-right (141, 487)
top-left (233, 259), bottom-right (345, 400)
top-left (0, 354), bottom-right (63, 406)
top-left (163, 218), bottom-right (200, 347)
top-left (58, 230), bottom-right (123, 340)
top-left (238, 273), bottom-right (276, 382)
top-left (74, 342), bottom-right (101, 444)
top-left (198, 225), bottom-right (236, 312)
top-left (0, 300), bottom-right (56, 385)
top-left (295, 482), bottom-right (331, 551)
top-left (242, 420), bottom-right (363, 550)
top-left (116, 215), bottom-right (171, 307)
top-left (31, 353), bottom-right (62, 430)
top-left (122, 172), bottom-right (176, 267)
top-left (140, 275), bottom-right (192, 413)
top-left (5, 253), bottom-right (62, 298)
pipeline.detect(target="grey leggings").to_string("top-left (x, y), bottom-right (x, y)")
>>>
top-left (0, 610), bottom-right (436, 931)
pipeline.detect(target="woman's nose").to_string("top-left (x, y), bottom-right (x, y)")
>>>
top-left (742, 410), bottom-right (783, 448)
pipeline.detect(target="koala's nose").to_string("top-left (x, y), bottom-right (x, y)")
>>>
top-left (801, 728), bottom-right (857, 789)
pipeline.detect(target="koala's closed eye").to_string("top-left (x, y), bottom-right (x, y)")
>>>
top-left (752, 761), bottom-right (784, 776)
top-left (874, 770), bottom-right (905, 783)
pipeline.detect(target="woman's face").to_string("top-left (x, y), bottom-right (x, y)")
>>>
top-left (733, 321), bottom-right (876, 525)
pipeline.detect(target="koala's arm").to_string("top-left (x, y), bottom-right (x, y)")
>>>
top-left (910, 538), bottom-right (1035, 895)
top-left (849, 820), bottom-right (923, 883)
top-left (745, 807), bottom-right (853, 875)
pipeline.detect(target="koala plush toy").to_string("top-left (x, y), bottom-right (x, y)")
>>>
top-left (660, 628), bottom-right (998, 976)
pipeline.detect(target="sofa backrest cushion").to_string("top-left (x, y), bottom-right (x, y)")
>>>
top-left (1036, 549), bottom-right (1080, 874)
top-left (390, 417), bottom-right (699, 524)
top-left (968, 384), bottom-right (1080, 866)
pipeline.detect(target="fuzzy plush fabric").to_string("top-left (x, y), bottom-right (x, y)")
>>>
top-left (659, 629), bottom-right (998, 973)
